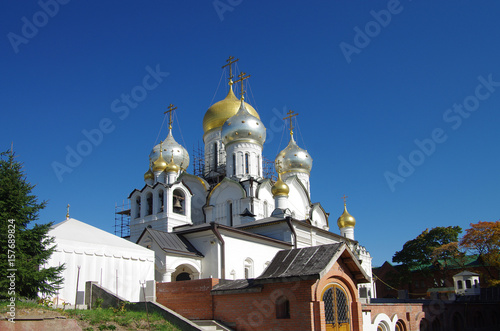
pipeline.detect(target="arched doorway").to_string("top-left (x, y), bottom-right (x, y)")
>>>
top-left (171, 263), bottom-right (199, 282)
top-left (322, 284), bottom-right (350, 331)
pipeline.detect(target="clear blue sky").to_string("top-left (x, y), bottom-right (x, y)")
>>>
top-left (2, 1), bottom-right (499, 266)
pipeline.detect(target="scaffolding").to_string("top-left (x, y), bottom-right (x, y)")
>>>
top-left (192, 144), bottom-right (227, 189)
top-left (192, 143), bottom-right (277, 186)
top-left (114, 200), bottom-right (131, 238)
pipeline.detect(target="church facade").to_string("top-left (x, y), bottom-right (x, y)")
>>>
top-left (126, 58), bottom-right (378, 329)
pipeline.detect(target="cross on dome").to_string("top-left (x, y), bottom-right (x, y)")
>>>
top-left (235, 71), bottom-right (251, 98)
top-left (164, 104), bottom-right (177, 130)
top-left (222, 56), bottom-right (239, 82)
top-left (283, 110), bottom-right (298, 135)
top-left (341, 194), bottom-right (348, 205)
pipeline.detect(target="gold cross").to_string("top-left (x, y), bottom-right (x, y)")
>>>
top-left (341, 194), bottom-right (348, 205)
top-left (222, 56), bottom-right (239, 81)
top-left (234, 71), bottom-right (251, 98)
top-left (283, 110), bottom-right (298, 134)
top-left (164, 104), bottom-right (177, 130)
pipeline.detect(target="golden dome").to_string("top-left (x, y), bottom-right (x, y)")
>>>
top-left (337, 204), bottom-right (356, 229)
top-left (165, 155), bottom-right (180, 173)
top-left (203, 85), bottom-right (260, 134)
top-left (152, 152), bottom-right (167, 172)
top-left (271, 173), bottom-right (289, 197)
top-left (144, 167), bottom-right (154, 181)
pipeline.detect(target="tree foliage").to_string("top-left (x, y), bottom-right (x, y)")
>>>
top-left (392, 226), bottom-right (462, 271)
top-left (460, 220), bottom-right (500, 272)
top-left (0, 150), bottom-right (64, 299)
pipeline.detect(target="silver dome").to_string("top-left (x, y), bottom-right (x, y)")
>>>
top-left (149, 130), bottom-right (190, 171)
top-left (275, 133), bottom-right (312, 175)
top-left (221, 100), bottom-right (266, 147)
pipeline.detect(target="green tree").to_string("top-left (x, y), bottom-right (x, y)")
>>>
top-left (392, 226), bottom-right (462, 286)
top-left (0, 150), bottom-right (64, 299)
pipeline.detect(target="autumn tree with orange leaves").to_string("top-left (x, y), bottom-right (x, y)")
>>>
top-left (459, 220), bottom-right (500, 285)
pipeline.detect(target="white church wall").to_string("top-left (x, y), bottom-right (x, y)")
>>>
top-left (286, 178), bottom-right (310, 220)
top-left (183, 231), bottom-right (221, 279)
top-left (222, 234), bottom-right (286, 279)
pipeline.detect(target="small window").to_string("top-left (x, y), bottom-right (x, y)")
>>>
top-left (245, 153), bottom-right (249, 174)
top-left (276, 296), bottom-right (290, 319)
top-left (465, 280), bottom-right (472, 289)
top-left (232, 154), bottom-right (236, 176)
top-left (136, 196), bottom-right (141, 218)
top-left (146, 193), bottom-right (153, 215)
top-left (457, 280), bottom-right (463, 289)
top-left (244, 258), bottom-right (253, 279)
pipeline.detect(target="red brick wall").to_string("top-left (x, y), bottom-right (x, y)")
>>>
top-left (364, 302), bottom-right (425, 330)
top-left (213, 280), bottom-right (317, 331)
top-left (156, 278), bottom-right (219, 320)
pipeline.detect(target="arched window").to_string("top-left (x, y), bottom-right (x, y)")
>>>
top-left (322, 284), bottom-right (350, 331)
top-left (232, 153), bottom-right (236, 176)
top-left (457, 280), bottom-right (463, 289)
top-left (146, 192), bottom-right (153, 215)
top-left (473, 311), bottom-right (484, 328)
top-left (135, 196), bottom-right (141, 218)
top-left (228, 201), bottom-right (233, 226)
top-left (452, 312), bottom-right (464, 331)
top-left (245, 153), bottom-right (249, 174)
top-left (173, 189), bottom-right (185, 215)
top-left (158, 190), bottom-right (164, 213)
top-left (395, 319), bottom-right (406, 331)
top-left (213, 142), bottom-right (218, 171)
top-left (244, 258), bottom-right (253, 279)
top-left (275, 295), bottom-right (290, 319)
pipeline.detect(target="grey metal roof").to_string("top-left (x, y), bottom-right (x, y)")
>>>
top-left (257, 243), bottom-right (344, 280)
top-left (211, 243), bottom-right (370, 294)
top-left (143, 228), bottom-right (203, 257)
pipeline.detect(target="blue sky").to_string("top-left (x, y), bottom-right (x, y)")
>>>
top-left (2, 1), bottom-right (499, 267)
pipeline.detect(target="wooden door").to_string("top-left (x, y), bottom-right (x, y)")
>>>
top-left (322, 284), bottom-right (350, 331)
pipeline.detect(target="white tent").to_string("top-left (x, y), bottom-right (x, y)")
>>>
top-left (46, 218), bottom-right (155, 305)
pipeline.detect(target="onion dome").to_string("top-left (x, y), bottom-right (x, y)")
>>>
top-left (221, 98), bottom-right (266, 147)
top-left (337, 204), bottom-right (356, 229)
top-left (203, 83), bottom-right (260, 134)
top-left (149, 130), bottom-right (190, 171)
top-left (144, 167), bottom-right (154, 180)
top-left (165, 155), bottom-right (180, 173)
top-left (271, 173), bottom-right (289, 197)
top-left (152, 151), bottom-right (167, 172)
top-left (275, 133), bottom-right (313, 175)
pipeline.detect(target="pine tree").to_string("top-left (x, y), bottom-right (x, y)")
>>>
top-left (0, 150), bottom-right (64, 299)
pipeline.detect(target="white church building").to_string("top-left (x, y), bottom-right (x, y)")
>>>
top-left (126, 57), bottom-right (375, 300)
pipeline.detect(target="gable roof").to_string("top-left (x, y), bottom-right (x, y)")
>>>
top-left (137, 228), bottom-right (204, 257)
